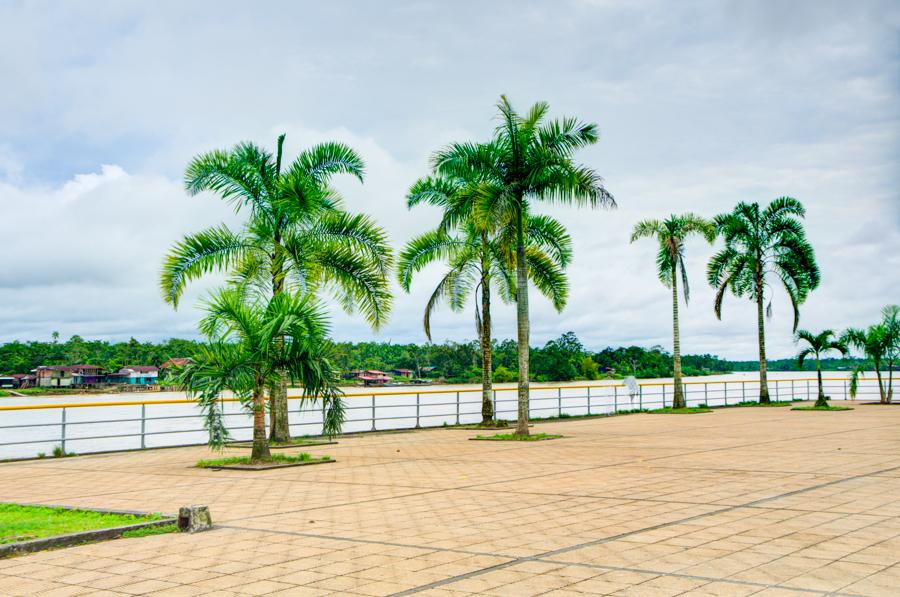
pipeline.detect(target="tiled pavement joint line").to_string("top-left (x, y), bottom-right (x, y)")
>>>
top-left (711, 506), bottom-right (894, 596)
top-left (215, 523), bottom-right (504, 558)
top-left (538, 464), bottom-right (900, 560)
top-left (392, 464), bottom-right (900, 595)
top-left (229, 421), bottom-right (884, 522)
top-left (833, 540), bottom-right (900, 593)
top-left (215, 523), bottom-right (868, 597)
top-left (230, 463), bottom-right (614, 522)
top-left (525, 558), bottom-right (869, 597)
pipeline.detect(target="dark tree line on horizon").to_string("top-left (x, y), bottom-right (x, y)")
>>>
top-left (0, 332), bottom-right (876, 383)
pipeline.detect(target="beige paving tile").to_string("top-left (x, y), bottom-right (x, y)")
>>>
top-left (0, 405), bottom-right (898, 596)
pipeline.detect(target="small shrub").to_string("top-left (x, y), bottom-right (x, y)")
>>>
top-left (37, 452), bottom-right (46, 459)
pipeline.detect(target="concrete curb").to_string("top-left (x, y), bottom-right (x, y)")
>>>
top-left (0, 517), bottom-right (177, 559)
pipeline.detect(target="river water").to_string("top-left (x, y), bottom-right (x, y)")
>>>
top-left (0, 371), bottom-right (879, 460)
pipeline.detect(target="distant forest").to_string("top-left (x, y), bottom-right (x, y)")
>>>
top-left (0, 331), bottom-right (873, 383)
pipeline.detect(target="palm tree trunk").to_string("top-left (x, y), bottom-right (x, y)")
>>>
top-left (480, 247), bottom-right (494, 425)
top-left (271, 369), bottom-right (290, 442)
top-left (876, 363), bottom-right (886, 404)
top-left (251, 384), bottom-right (271, 463)
top-left (887, 359), bottom-right (894, 404)
top-left (514, 206), bottom-right (530, 437)
top-left (269, 241), bottom-right (291, 443)
top-left (671, 265), bottom-right (685, 409)
top-left (815, 359), bottom-right (828, 407)
top-left (756, 275), bottom-right (770, 403)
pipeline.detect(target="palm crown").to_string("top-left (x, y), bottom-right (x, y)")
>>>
top-left (161, 135), bottom-right (392, 327)
top-left (431, 97), bottom-right (615, 225)
top-left (708, 197), bottom-right (819, 332)
top-left (398, 215), bottom-right (571, 340)
top-left (630, 213), bottom-right (715, 301)
top-left (796, 329), bottom-right (847, 367)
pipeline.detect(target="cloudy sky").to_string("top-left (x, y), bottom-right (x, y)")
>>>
top-left (1, 0), bottom-right (897, 359)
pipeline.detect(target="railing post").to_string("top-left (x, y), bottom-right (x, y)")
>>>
top-left (492, 390), bottom-right (497, 422)
top-left (741, 381), bottom-right (746, 403)
top-left (662, 384), bottom-right (666, 408)
top-left (639, 385), bottom-right (643, 410)
top-left (140, 404), bottom-right (146, 449)
top-left (588, 386), bottom-right (592, 416)
top-left (611, 386), bottom-right (616, 414)
top-left (704, 383), bottom-right (708, 406)
top-left (806, 379), bottom-right (810, 401)
top-left (724, 381), bottom-right (728, 406)
top-left (371, 395), bottom-right (376, 431)
top-left (415, 393), bottom-right (420, 428)
top-left (60, 407), bottom-right (67, 454)
top-left (775, 380), bottom-right (779, 401)
top-left (844, 380), bottom-right (848, 401)
top-left (455, 391), bottom-right (460, 425)
top-left (558, 387), bottom-right (562, 417)
top-left (791, 380), bottom-right (795, 401)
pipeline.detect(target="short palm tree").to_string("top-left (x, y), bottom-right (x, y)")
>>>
top-left (795, 329), bottom-right (848, 407)
top-left (844, 305), bottom-right (899, 404)
top-left (631, 214), bottom-right (714, 409)
top-left (161, 135), bottom-right (391, 442)
top-left (707, 197), bottom-right (820, 403)
top-left (399, 174), bottom-right (571, 424)
top-left (432, 96), bottom-right (614, 435)
top-left (178, 288), bottom-right (343, 463)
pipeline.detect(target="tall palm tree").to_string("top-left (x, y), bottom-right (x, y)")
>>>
top-left (630, 214), bottom-right (714, 409)
top-left (796, 329), bottom-right (848, 407)
top-left (432, 97), bottom-right (614, 435)
top-left (844, 305), bottom-right (899, 404)
top-left (161, 135), bottom-right (391, 442)
top-left (707, 197), bottom-right (820, 403)
top-left (178, 288), bottom-right (342, 463)
top-left (399, 179), bottom-right (571, 425)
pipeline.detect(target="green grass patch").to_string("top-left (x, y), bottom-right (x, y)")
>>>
top-left (791, 405), bottom-right (854, 411)
top-left (121, 523), bottom-right (178, 538)
top-left (196, 452), bottom-right (329, 468)
top-left (647, 407), bottom-right (712, 414)
top-left (13, 387), bottom-right (80, 396)
top-left (0, 504), bottom-right (163, 545)
top-left (472, 432), bottom-right (563, 441)
top-left (721, 400), bottom-right (793, 408)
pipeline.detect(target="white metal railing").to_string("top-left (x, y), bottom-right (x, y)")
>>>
top-left (0, 376), bottom-right (886, 460)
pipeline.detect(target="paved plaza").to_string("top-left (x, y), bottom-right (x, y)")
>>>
top-left (1, 403), bottom-right (898, 596)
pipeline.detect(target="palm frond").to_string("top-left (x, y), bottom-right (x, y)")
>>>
top-left (160, 225), bottom-right (253, 308)
top-left (396, 229), bottom-right (465, 291)
top-left (287, 141), bottom-right (365, 184)
top-left (525, 247), bottom-right (568, 311)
